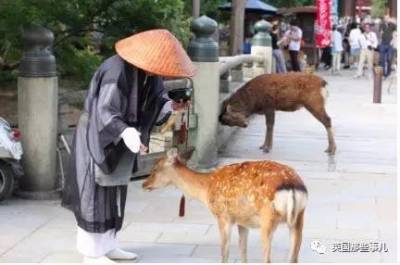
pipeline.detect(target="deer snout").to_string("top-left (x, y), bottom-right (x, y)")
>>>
top-left (142, 179), bottom-right (154, 191)
top-left (219, 115), bottom-right (227, 125)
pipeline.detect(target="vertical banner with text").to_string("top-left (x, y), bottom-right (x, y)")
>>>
top-left (315, 0), bottom-right (332, 48)
top-left (331, 0), bottom-right (338, 25)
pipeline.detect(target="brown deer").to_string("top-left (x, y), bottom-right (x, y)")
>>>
top-left (219, 72), bottom-right (336, 154)
top-left (142, 148), bottom-right (308, 263)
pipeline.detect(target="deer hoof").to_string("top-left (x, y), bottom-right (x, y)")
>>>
top-left (325, 146), bottom-right (336, 155)
top-left (262, 147), bottom-right (270, 153)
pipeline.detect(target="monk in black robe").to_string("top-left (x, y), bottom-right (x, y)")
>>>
top-left (61, 29), bottom-right (195, 263)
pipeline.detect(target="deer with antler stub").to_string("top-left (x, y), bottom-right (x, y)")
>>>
top-left (142, 148), bottom-right (308, 263)
top-left (219, 72), bottom-right (336, 154)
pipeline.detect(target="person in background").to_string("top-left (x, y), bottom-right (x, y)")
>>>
top-left (342, 35), bottom-right (351, 69)
top-left (342, 18), bottom-right (352, 69)
top-left (391, 29), bottom-right (397, 72)
top-left (331, 25), bottom-right (344, 74)
top-left (271, 24), bottom-right (287, 73)
top-left (355, 23), bottom-right (378, 78)
top-left (284, 19), bottom-right (303, 72)
top-left (379, 15), bottom-right (396, 78)
top-left (243, 37), bottom-right (252, 54)
top-left (348, 22), bottom-right (362, 68)
top-left (320, 45), bottom-right (332, 70)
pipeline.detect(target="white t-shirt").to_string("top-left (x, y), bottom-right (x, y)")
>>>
top-left (349, 28), bottom-right (362, 49)
top-left (285, 27), bottom-right (303, 51)
top-left (331, 30), bottom-right (343, 52)
top-left (359, 31), bottom-right (378, 49)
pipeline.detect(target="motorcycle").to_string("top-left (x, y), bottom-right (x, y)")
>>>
top-left (0, 117), bottom-right (23, 201)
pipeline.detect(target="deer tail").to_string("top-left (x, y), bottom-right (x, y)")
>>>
top-left (320, 79), bottom-right (329, 100)
top-left (273, 187), bottom-right (308, 227)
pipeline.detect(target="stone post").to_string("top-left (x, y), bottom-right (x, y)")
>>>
top-left (230, 65), bottom-right (243, 82)
top-left (220, 71), bottom-right (230, 93)
top-left (251, 19), bottom-right (272, 76)
top-left (187, 15), bottom-right (219, 171)
top-left (373, 66), bottom-right (383, 104)
top-left (242, 61), bottom-right (254, 78)
top-left (17, 26), bottom-right (59, 199)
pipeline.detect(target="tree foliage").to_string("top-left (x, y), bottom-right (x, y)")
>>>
top-left (371, 0), bottom-right (387, 18)
top-left (0, 0), bottom-right (319, 86)
top-left (0, 0), bottom-right (191, 86)
top-left (183, 0), bottom-right (227, 20)
top-left (266, 0), bottom-right (314, 8)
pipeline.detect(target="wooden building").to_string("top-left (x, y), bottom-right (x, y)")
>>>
top-left (278, 6), bottom-right (318, 66)
top-left (339, 0), bottom-right (397, 18)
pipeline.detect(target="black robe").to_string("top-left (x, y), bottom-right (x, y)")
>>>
top-left (61, 55), bottom-right (168, 233)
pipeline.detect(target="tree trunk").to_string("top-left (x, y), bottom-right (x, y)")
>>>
top-left (192, 0), bottom-right (200, 18)
top-left (340, 0), bottom-right (356, 18)
top-left (229, 0), bottom-right (246, 56)
top-left (388, 0), bottom-right (397, 17)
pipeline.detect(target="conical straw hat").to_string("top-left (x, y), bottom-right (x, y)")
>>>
top-left (115, 29), bottom-right (196, 78)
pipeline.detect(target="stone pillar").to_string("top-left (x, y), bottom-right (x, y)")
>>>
top-left (220, 71), bottom-right (230, 93)
top-left (373, 66), bottom-right (383, 104)
top-left (230, 65), bottom-right (243, 82)
top-left (242, 61), bottom-right (254, 78)
top-left (17, 26), bottom-right (59, 199)
top-left (251, 20), bottom-right (272, 76)
top-left (187, 16), bottom-right (219, 171)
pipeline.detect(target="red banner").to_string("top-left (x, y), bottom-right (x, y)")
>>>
top-left (315, 0), bottom-right (332, 48)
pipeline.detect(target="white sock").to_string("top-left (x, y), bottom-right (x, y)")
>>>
top-left (106, 248), bottom-right (139, 260)
top-left (83, 255), bottom-right (117, 264)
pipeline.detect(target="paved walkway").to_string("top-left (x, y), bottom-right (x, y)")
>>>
top-left (0, 70), bottom-right (397, 263)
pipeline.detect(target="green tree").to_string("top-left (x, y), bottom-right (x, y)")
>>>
top-left (371, 0), bottom-right (387, 17)
top-left (0, 0), bottom-right (191, 86)
top-left (266, 0), bottom-right (314, 8)
top-left (183, 0), bottom-right (227, 20)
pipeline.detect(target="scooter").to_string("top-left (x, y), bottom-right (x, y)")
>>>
top-left (0, 117), bottom-right (23, 201)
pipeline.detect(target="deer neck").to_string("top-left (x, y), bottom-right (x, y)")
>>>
top-left (230, 89), bottom-right (253, 115)
top-left (171, 163), bottom-right (211, 204)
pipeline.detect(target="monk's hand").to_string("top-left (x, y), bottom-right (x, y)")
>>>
top-left (120, 127), bottom-right (141, 153)
top-left (140, 144), bottom-right (148, 154)
top-left (171, 100), bottom-right (190, 111)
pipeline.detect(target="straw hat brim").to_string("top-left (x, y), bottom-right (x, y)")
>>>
top-left (115, 29), bottom-right (196, 78)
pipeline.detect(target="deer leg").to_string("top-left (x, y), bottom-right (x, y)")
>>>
top-left (304, 103), bottom-right (336, 155)
top-left (260, 110), bottom-right (275, 153)
top-left (260, 208), bottom-right (278, 263)
top-left (217, 217), bottom-right (232, 263)
top-left (288, 210), bottom-right (305, 263)
top-left (238, 225), bottom-right (249, 263)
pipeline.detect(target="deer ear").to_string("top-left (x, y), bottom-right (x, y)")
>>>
top-left (166, 148), bottom-right (178, 163)
top-left (220, 101), bottom-right (228, 113)
top-left (178, 146), bottom-right (195, 162)
top-left (226, 104), bottom-right (233, 113)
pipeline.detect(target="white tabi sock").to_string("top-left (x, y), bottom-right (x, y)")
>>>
top-left (106, 248), bottom-right (139, 261)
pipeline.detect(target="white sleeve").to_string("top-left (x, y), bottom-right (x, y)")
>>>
top-left (284, 30), bottom-right (290, 37)
top-left (371, 33), bottom-right (378, 48)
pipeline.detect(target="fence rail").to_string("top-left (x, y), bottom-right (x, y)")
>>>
top-left (219, 54), bottom-right (263, 75)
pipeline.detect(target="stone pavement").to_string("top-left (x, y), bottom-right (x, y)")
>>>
top-left (0, 69), bottom-right (397, 263)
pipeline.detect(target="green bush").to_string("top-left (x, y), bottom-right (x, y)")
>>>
top-left (57, 45), bottom-right (102, 89)
top-left (0, 0), bottom-right (194, 87)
